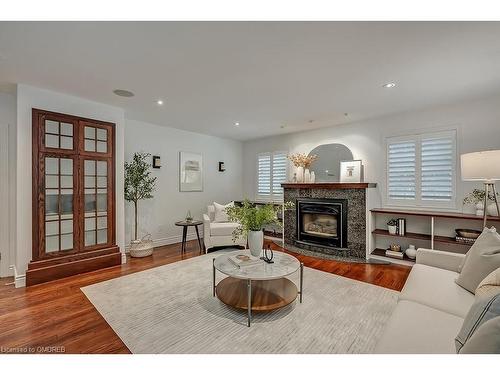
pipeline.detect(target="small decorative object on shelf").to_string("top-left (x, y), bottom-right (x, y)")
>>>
top-left (185, 210), bottom-right (193, 222)
top-left (389, 243), bottom-right (401, 252)
top-left (310, 171), bottom-right (316, 183)
top-left (455, 229), bottom-right (481, 244)
top-left (386, 244), bottom-right (403, 259)
top-left (292, 172), bottom-right (297, 183)
top-left (405, 244), bottom-right (417, 259)
top-left (387, 219), bottom-right (398, 235)
top-left (152, 155), bottom-right (161, 169)
top-left (261, 245), bottom-right (274, 264)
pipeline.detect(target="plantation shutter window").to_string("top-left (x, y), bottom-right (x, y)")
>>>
top-left (388, 141), bottom-right (416, 200)
top-left (257, 153), bottom-right (271, 198)
top-left (257, 151), bottom-right (287, 201)
top-left (421, 136), bottom-right (454, 201)
top-left (386, 130), bottom-right (456, 208)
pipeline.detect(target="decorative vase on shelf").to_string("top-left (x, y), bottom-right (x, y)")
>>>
top-left (475, 202), bottom-right (485, 216)
top-left (296, 166), bottom-right (304, 183)
top-left (487, 203), bottom-right (499, 216)
top-left (310, 171), bottom-right (316, 183)
top-left (388, 225), bottom-right (398, 235)
top-left (304, 168), bottom-right (311, 183)
top-left (405, 244), bottom-right (417, 260)
top-left (248, 230), bottom-right (264, 257)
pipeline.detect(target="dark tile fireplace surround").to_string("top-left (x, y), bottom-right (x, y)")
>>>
top-left (282, 183), bottom-right (376, 260)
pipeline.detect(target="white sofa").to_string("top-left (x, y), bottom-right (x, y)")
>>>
top-left (203, 205), bottom-right (246, 252)
top-left (375, 248), bottom-right (475, 354)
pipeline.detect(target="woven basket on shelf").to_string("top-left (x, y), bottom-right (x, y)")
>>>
top-left (129, 234), bottom-right (154, 258)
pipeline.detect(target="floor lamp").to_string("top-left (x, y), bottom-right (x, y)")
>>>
top-left (461, 150), bottom-right (500, 228)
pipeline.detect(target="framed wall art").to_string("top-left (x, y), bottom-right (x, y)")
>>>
top-left (179, 151), bottom-right (203, 191)
top-left (340, 160), bottom-right (363, 183)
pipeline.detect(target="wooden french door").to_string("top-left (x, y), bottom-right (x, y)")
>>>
top-left (28, 109), bottom-right (120, 285)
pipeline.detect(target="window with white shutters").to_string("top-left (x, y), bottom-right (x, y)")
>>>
top-left (257, 151), bottom-right (287, 201)
top-left (386, 130), bottom-right (456, 208)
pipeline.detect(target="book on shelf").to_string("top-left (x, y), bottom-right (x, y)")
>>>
top-left (228, 253), bottom-right (262, 268)
top-left (385, 249), bottom-right (404, 259)
top-left (397, 218), bottom-right (406, 236)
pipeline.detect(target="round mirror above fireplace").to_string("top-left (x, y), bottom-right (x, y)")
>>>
top-left (308, 143), bottom-right (354, 182)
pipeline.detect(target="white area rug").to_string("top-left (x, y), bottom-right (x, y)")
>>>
top-left (82, 250), bottom-right (398, 353)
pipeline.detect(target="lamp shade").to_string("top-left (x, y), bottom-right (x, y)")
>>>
top-left (461, 150), bottom-right (500, 182)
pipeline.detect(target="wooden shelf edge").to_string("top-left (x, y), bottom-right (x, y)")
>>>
top-left (370, 248), bottom-right (416, 264)
top-left (282, 182), bottom-right (376, 189)
top-left (371, 208), bottom-right (500, 222)
top-left (372, 229), bottom-right (473, 248)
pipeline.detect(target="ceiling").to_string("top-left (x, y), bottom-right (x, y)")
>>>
top-left (1, 22), bottom-right (500, 141)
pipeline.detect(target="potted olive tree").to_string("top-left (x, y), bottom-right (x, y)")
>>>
top-left (226, 200), bottom-right (293, 257)
top-left (125, 152), bottom-right (157, 257)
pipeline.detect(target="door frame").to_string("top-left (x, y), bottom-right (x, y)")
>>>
top-left (0, 122), bottom-right (10, 277)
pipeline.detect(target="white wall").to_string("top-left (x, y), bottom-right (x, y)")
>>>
top-left (124, 119), bottom-right (243, 247)
top-left (15, 84), bottom-right (126, 286)
top-left (0, 91), bottom-right (17, 277)
top-left (243, 94), bottom-right (500, 212)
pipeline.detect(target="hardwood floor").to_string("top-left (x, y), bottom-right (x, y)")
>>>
top-left (0, 239), bottom-right (410, 354)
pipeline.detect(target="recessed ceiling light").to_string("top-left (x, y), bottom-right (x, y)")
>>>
top-left (382, 82), bottom-right (396, 89)
top-left (234, 122), bottom-right (240, 127)
top-left (113, 89), bottom-right (135, 97)
top-left (157, 99), bottom-right (164, 105)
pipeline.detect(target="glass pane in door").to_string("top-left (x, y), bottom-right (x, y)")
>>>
top-left (44, 156), bottom-right (74, 253)
top-left (84, 159), bottom-right (109, 247)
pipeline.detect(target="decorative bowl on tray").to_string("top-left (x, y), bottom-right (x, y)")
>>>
top-left (455, 229), bottom-right (481, 239)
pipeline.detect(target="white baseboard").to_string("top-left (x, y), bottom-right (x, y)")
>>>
top-left (14, 274), bottom-right (26, 288)
top-left (125, 233), bottom-right (203, 252)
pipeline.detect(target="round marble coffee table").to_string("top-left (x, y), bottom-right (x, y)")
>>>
top-left (212, 250), bottom-right (303, 327)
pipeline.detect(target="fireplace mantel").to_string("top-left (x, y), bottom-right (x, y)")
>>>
top-left (281, 182), bottom-right (376, 189)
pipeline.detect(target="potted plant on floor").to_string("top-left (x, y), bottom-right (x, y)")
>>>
top-left (125, 152), bottom-right (157, 257)
top-left (226, 200), bottom-right (293, 257)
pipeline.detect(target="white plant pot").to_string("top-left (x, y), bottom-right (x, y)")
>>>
top-left (388, 225), bottom-right (397, 235)
top-left (487, 203), bottom-right (499, 216)
top-left (248, 230), bottom-right (263, 257)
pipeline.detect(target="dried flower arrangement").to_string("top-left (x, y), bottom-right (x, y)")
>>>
top-left (287, 153), bottom-right (318, 168)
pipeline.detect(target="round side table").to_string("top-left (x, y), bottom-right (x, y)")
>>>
top-left (175, 220), bottom-right (204, 254)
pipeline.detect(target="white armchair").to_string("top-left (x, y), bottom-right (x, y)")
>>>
top-left (203, 205), bottom-right (246, 252)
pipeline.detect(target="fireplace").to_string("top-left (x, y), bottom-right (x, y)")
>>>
top-left (296, 198), bottom-right (348, 249)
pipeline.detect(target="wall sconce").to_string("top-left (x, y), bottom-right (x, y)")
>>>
top-left (152, 155), bottom-right (161, 169)
top-left (218, 162), bottom-right (225, 172)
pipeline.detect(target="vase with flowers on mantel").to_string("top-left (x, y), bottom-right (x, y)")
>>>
top-left (288, 153), bottom-right (319, 184)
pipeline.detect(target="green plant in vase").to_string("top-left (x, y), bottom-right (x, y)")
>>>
top-left (124, 152), bottom-right (157, 241)
top-left (463, 188), bottom-right (499, 216)
top-left (226, 200), bottom-right (294, 257)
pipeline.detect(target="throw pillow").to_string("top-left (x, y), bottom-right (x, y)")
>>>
top-left (213, 201), bottom-right (234, 223)
top-left (455, 226), bottom-right (500, 293)
top-left (460, 316), bottom-right (500, 354)
top-left (455, 293), bottom-right (500, 353)
top-left (476, 267), bottom-right (500, 299)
